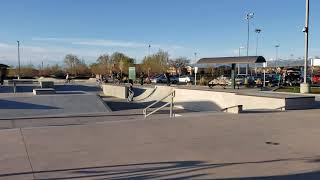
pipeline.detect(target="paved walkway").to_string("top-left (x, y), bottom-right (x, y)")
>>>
top-left (1, 109), bottom-right (320, 179)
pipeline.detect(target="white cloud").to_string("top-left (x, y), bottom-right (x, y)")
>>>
top-left (74, 40), bottom-right (147, 48)
top-left (0, 38), bottom-right (187, 66)
top-left (32, 37), bottom-right (184, 50)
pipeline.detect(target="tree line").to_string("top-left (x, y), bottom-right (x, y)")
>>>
top-left (7, 50), bottom-right (191, 79)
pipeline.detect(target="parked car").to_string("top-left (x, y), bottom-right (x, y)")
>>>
top-left (150, 74), bottom-right (166, 83)
top-left (235, 75), bottom-right (246, 85)
top-left (208, 76), bottom-right (231, 89)
top-left (150, 74), bottom-right (178, 84)
top-left (312, 74), bottom-right (320, 84)
top-left (179, 75), bottom-right (194, 83)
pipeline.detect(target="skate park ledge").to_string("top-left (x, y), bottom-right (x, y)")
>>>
top-left (101, 84), bottom-right (316, 113)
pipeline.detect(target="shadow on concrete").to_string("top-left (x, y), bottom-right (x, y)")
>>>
top-left (0, 85), bottom-right (34, 93)
top-left (55, 91), bottom-right (86, 95)
top-left (132, 87), bottom-right (147, 96)
top-left (242, 109), bottom-right (283, 114)
top-left (54, 85), bottom-right (101, 92)
top-left (0, 84), bottom-right (101, 93)
top-left (176, 101), bottom-right (221, 112)
top-left (0, 157), bottom-right (320, 179)
top-left (105, 100), bottom-right (164, 111)
top-left (0, 99), bottom-right (60, 109)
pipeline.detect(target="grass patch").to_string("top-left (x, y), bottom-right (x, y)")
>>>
top-left (276, 86), bottom-right (320, 94)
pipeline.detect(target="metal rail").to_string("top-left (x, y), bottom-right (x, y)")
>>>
top-left (143, 90), bottom-right (175, 118)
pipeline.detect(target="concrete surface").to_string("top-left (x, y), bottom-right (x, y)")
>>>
top-left (32, 88), bottom-right (55, 95)
top-left (0, 129), bottom-right (33, 180)
top-left (128, 85), bottom-right (315, 111)
top-left (1, 109), bottom-right (320, 179)
top-left (102, 84), bottom-right (128, 99)
top-left (133, 86), bottom-right (157, 101)
top-left (39, 81), bottom-right (54, 88)
top-left (300, 83), bottom-right (311, 94)
top-left (0, 94), bottom-right (110, 119)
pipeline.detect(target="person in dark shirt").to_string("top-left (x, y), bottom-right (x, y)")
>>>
top-left (140, 72), bottom-right (144, 85)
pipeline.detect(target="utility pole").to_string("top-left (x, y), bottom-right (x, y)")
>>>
top-left (255, 29), bottom-right (262, 56)
top-left (275, 45), bottom-right (280, 68)
top-left (301, 0), bottom-right (310, 93)
top-left (41, 61), bottom-right (44, 76)
top-left (245, 12), bottom-right (254, 76)
top-left (238, 46), bottom-right (245, 74)
top-left (255, 29), bottom-right (262, 75)
top-left (17, 41), bottom-right (21, 79)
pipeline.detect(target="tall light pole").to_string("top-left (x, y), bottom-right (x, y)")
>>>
top-left (301, 0), bottom-right (310, 93)
top-left (148, 44), bottom-right (151, 56)
top-left (255, 28), bottom-right (262, 56)
top-left (245, 12), bottom-right (254, 76)
top-left (275, 45), bottom-right (280, 68)
top-left (17, 41), bottom-right (21, 79)
top-left (238, 46), bottom-right (245, 74)
top-left (194, 52), bottom-right (197, 64)
top-left (255, 29), bottom-right (262, 75)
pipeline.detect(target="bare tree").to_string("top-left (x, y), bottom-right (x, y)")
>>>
top-left (64, 54), bottom-right (80, 76)
top-left (168, 57), bottom-right (190, 75)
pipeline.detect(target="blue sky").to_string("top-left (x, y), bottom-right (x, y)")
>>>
top-left (0, 0), bottom-right (319, 66)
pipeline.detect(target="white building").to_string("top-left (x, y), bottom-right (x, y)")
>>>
top-left (311, 58), bottom-right (320, 66)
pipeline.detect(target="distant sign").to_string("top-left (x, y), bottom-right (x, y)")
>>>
top-left (194, 67), bottom-right (198, 74)
top-left (128, 67), bottom-right (136, 80)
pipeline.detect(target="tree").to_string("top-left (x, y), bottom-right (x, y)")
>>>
top-left (118, 58), bottom-right (134, 76)
top-left (41, 64), bottom-right (64, 78)
top-left (110, 52), bottom-right (134, 75)
top-left (90, 54), bottom-right (111, 76)
top-left (168, 57), bottom-right (190, 75)
top-left (141, 50), bottom-right (169, 76)
top-left (64, 54), bottom-right (80, 76)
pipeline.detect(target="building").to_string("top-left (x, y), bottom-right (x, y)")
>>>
top-left (312, 58), bottom-right (320, 66)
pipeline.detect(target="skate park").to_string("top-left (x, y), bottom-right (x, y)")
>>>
top-left (1, 80), bottom-right (320, 179)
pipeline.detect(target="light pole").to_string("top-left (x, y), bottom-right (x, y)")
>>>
top-left (148, 44), bottom-right (151, 56)
top-left (238, 46), bottom-right (245, 74)
top-left (301, 0), bottom-right (310, 93)
top-left (255, 29), bottom-right (262, 56)
top-left (275, 45), bottom-right (280, 68)
top-left (17, 41), bottom-right (21, 79)
top-left (245, 12), bottom-right (254, 76)
top-left (255, 29), bottom-right (262, 75)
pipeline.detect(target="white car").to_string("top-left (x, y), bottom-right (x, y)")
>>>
top-left (179, 75), bottom-right (194, 83)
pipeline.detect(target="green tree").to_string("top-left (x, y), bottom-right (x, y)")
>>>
top-left (110, 52), bottom-right (134, 74)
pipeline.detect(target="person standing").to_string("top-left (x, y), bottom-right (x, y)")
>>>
top-left (127, 79), bottom-right (134, 102)
top-left (65, 73), bottom-right (70, 83)
top-left (0, 69), bottom-right (4, 86)
top-left (140, 72), bottom-right (144, 85)
top-left (165, 72), bottom-right (171, 86)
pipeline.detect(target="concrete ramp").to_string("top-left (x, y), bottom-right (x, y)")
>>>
top-left (138, 86), bottom-right (174, 102)
top-left (133, 87), bottom-right (157, 101)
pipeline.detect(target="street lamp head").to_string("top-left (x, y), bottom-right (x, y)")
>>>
top-left (255, 29), bottom-right (261, 33)
top-left (275, 45), bottom-right (280, 48)
top-left (246, 12), bottom-right (254, 19)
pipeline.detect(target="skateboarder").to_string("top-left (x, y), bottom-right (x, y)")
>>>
top-left (127, 79), bottom-right (134, 102)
